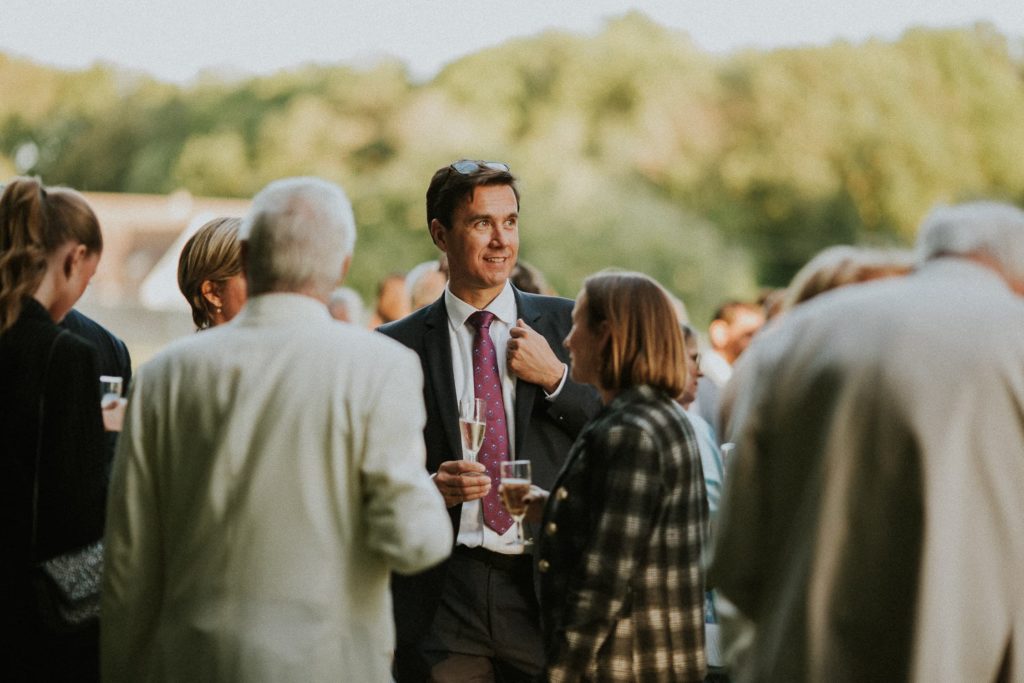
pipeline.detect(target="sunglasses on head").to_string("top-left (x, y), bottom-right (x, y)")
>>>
top-left (449, 160), bottom-right (510, 175)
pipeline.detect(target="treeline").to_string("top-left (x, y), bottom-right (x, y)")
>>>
top-left (2, 13), bottom-right (1023, 322)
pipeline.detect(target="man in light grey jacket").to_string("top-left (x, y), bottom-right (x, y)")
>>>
top-left (710, 201), bottom-right (1024, 682)
top-left (102, 177), bottom-right (452, 682)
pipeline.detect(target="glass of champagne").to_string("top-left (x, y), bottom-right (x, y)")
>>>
top-left (100, 375), bottom-right (123, 408)
top-left (499, 460), bottom-right (532, 549)
top-left (459, 398), bottom-right (486, 463)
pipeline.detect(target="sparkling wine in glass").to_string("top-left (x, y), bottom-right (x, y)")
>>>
top-left (499, 459), bottom-right (532, 549)
top-left (100, 375), bottom-right (123, 408)
top-left (459, 398), bottom-right (487, 463)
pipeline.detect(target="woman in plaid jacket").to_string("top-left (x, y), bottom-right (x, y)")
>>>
top-left (526, 271), bottom-right (708, 682)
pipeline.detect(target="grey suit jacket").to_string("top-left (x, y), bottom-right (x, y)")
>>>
top-left (709, 259), bottom-right (1024, 682)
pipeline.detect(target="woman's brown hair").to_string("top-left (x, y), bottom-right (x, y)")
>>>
top-left (0, 177), bottom-right (102, 333)
top-left (177, 217), bottom-right (242, 330)
top-left (581, 270), bottom-right (687, 396)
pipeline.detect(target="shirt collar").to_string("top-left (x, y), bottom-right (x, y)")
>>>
top-left (445, 280), bottom-right (517, 330)
top-left (233, 292), bottom-right (332, 327)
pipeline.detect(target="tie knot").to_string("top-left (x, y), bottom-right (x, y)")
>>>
top-left (468, 310), bottom-right (496, 332)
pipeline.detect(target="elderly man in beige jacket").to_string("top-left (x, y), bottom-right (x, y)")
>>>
top-left (101, 177), bottom-right (452, 682)
top-left (709, 201), bottom-right (1024, 682)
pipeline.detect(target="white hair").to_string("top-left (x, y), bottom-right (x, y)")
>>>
top-left (327, 286), bottom-right (365, 324)
top-left (241, 177), bottom-right (356, 297)
top-left (404, 260), bottom-right (442, 298)
top-left (915, 201), bottom-right (1024, 281)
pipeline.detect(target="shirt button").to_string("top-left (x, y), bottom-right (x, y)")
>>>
top-left (545, 522), bottom-right (558, 536)
top-left (538, 559), bottom-right (550, 573)
top-left (555, 487), bottom-right (569, 501)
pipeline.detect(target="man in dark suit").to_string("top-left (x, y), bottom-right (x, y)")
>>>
top-left (379, 160), bottom-right (600, 682)
top-left (61, 308), bottom-right (132, 453)
top-left (61, 309), bottom-right (132, 386)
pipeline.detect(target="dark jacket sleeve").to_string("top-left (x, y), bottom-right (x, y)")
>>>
top-left (545, 376), bottom-right (602, 438)
top-left (35, 334), bottom-right (109, 560)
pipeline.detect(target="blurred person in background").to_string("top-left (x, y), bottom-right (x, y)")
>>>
top-left (526, 271), bottom-right (708, 682)
top-left (176, 217), bottom-right (246, 330)
top-left (679, 322), bottom-right (727, 681)
top-left (60, 308), bottom-right (133, 452)
top-left (709, 201), bottom-right (1024, 681)
top-left (692, 300), bottom-right (765, 434)
top-left (510, 260), bottom-right (555, 296)
top-left (679, 323), bottom-right (723, 516)
top-left (102, 177), bottom-right (451, 682)
top-left (327, 285), bottom-right (366, 324)
top-left (406, 258), bottom-right (449, 311)
top-left (1, 177), bottom-right (109, 682)
top-left (780, 244), bottom-right (914, 313)
top-left (368, 271), bottom-right (411, 327)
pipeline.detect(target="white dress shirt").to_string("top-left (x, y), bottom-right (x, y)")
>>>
top-left (445, 281), bottom-right (566, 553)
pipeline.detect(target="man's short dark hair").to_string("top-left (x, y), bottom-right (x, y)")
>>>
top-left (425, 160), bottom-right (520, 231)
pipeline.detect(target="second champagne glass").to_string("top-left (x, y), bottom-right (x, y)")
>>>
top-left (459, 398), bottom-right (486, 463)
top-left (499, 460), bottom-right (532, 549)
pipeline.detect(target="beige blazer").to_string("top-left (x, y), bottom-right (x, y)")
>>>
top-left (710, 259), bottom-right (1024, 682)
top-left (102, 293), bottom-right (452, 682)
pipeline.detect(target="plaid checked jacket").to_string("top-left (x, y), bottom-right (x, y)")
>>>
top-left (538, 385), bottom-right (708, 682)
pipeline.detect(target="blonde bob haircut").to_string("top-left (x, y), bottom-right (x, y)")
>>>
top-left (177, 217), bottom-right (242, 329)
top-left (581, 270), bottom-right (687, 397)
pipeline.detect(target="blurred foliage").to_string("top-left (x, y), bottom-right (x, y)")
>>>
top-left (2, 15), bottom-right (1023, 325)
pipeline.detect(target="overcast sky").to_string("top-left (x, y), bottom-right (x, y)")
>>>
top-left (3, 0), bottom-right (1022, 83)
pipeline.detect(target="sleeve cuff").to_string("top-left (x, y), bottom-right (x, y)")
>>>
top-left (543, 364), bottom-right (569, 401)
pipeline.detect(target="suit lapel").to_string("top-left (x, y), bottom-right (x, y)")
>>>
top-left (423, 299), bottom-right (463, 462)
top-left (513, 288), bottom-right (540, 457)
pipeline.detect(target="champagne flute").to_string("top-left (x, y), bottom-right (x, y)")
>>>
top-left (459, 398), bottom-right (486, 463)
top-left (499, 460), bottom-right (532, 549)
top-left (100, 375), bottom-right (123, 408)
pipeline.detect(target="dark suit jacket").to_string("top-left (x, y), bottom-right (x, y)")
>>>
top-left (61, 309), bottom-right (132, 385)
top-left (378, 286), bottom-right (601, 646)
top-left (61, 309), bottom-right (132, 469)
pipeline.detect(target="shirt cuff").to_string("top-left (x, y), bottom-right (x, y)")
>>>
top-left (543, 363), bottom-right (569, 401)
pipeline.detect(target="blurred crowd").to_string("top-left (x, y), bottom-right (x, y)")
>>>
top-left (2, 162), bottom-right (1022, 683)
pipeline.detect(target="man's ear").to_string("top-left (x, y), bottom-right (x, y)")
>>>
top-left (709, 319), bottom-right (730, 350)
top-left (429, 219), bottom-right (448, 252)
top-left (200, 279), bottom-right (223, 309)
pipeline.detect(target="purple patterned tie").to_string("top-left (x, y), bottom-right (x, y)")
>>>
top-left (468, 311), bottom-right (514, 534)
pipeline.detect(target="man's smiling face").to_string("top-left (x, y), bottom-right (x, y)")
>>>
top-left (432, 183), bottom-right (519, 305)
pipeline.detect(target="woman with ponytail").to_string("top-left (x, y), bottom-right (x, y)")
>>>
top-left (0, 178), bottom-right (107, 681)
